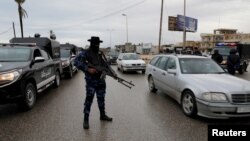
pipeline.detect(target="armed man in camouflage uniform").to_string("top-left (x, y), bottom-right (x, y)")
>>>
top-left (74, 36), bottom-right (112, 129)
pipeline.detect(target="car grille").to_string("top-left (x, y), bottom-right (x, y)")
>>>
top-left (132, 64), bottom-right (141, 66)
top-left (231, 94), bottom-right (250, 104)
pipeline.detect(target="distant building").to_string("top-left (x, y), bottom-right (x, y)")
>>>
top-left (175, 41), bottom-right (201, 48)
top-left (136, 43), bottom-right (153, 54)
top-left (200, 28), bottom-right (250, 49)
top-left (115, 42), bottom-right (136, 53)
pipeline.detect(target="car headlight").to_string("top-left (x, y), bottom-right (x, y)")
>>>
top-left (0, 70), bottom-right (21, 81)
top-left (202, 92), bottom-right (228, 102)
top-left (62, 60), bottom-right (70, 66)
top-left (221, 60), bottom-right (227, 65)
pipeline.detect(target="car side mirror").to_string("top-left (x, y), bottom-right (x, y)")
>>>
top-left (168, 69), bottom-right (177, 75)
top-left (34, 57), bottom-right (45, 63)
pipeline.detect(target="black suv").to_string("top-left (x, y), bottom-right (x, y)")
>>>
top-left (60, 43), bottom-right (78, 78)
top-left (0, 43), bottom-right (61, 110)
top-left (60, 49), bottom-right (77, 78)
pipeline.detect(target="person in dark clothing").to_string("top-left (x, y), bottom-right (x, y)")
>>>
top-left (227, 48), bottom-right (240, 75)
top-left (193, 47), bottom-right (202, 56)
top-left (211, 49), bottom-right (223, 64)
top-left (74, 36), bottom-right (112, 129)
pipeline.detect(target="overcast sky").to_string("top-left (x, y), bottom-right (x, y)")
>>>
top-left (0, 0), bottom-right (250, 47)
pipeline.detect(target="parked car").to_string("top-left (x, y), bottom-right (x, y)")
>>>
top-left (107, 51), bottom-right (119, 64)
top-left (117, 53), bottom-right (146, 74)
top-left (60, 49), bottom-right (77, 78)
top-left (0, 43), bottom-right (61, 110)
top-left (146, 54), bottom-right (250, 119)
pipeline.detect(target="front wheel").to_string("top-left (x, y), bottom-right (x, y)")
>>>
top-left (181, 91), bottom-right (197, 118)
top-left (148, 76), bottom-right (157, 93)
top-left (67, 66), bottom-right (73, 78)
top-left (54, 71), bottom-right (60, 88)
top-left (22, 83), bottom-right (36, 110)
top-left (238, 65), bottom-right (244, 74)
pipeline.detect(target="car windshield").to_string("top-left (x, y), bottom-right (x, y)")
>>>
top-left (213, 46), bottom-right (235, 56)
top-left (122, 54), bottom-right (139, 60)
top-left (0, 47), bottom-right (31, 62)
top-left (60, 49), bottom-right (70, 58)
top-left (108, 51), bottom-right (119, 57)
top-left (179, 58), bottom-right (225, 74)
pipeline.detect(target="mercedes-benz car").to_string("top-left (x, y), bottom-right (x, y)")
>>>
top-left (146, 54), bottom-right (250, 119)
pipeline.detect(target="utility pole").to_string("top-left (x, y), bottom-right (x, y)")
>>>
top-left (107, 29), bottom-right (114, 48)
top-left (122, 14), bottom-right (128, 43)
top-left (183, 0), bottom-right (186, 48)
top-left (158, 0), bottom-right (164, 54)
top-left (12, 22), bottom-right (16, 38)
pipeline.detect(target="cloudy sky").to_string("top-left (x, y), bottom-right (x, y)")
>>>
top-left (0, 0), bottom-right (250, 47)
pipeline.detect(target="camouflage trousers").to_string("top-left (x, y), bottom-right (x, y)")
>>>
top-left (84, 78), bottom-right (106, 116)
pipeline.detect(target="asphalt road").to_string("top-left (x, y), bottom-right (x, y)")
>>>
top-left (0, 66), bottom-right (250, 141)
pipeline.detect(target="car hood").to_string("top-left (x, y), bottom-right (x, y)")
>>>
top-left (0, 62), bottom-right (29, 72)
top-left (122, 60), bottom-right (145, 64)
top-left (183, 74), bottom-right (250, 93)
top-left (61, 57), bottom-right (70, 61)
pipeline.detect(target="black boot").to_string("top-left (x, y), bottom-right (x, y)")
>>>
top-left (83, 114), bottom-right (89, 129)
top-left (100, 114), bottom-right (113, 121)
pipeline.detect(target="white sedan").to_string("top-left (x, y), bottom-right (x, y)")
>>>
top-left (117, 53), bottom-right (146, 74)
top-left (146, 54), bottom-right (250, 119)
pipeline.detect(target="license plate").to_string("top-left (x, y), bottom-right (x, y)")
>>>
top-left (237, 107), bottom-right (250, 113)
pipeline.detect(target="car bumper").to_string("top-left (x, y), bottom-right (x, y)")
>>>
top-left (0, 80), bottom-right (23, 103)
top-left (196, 99), bottom-right (250, 119)
top-left (109, 59), bottom-right (117, 64)
top-left (123, 66), bottom-right (146, 71)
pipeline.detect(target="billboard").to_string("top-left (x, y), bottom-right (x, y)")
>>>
top-left (177, 15), bottom-right (198, 32)
top-left (168, 16), bottom-right (177, 31)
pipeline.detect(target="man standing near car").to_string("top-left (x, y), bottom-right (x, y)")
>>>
top-left (74, 36), bottom-right (113, 129)
top-left (227, 48), bottom-right (240, 75)
top-left (211, 49), bottom-right (223, 64)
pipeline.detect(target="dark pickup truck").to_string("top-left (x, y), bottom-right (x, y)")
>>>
top-left (0, 37), bottom-right (62, 110)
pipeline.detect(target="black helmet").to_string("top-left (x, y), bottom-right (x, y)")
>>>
top-left (229, 48), bottom-right (237, 54)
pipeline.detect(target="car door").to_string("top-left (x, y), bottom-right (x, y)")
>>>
top-left (153, 57), bottom-right (169, 92)
top-left (32, 49), bottom-right (46, 89)
top-left (40, 50), bottom-right (55, 85)
top-left (163, 57), bottom-right (178, 99)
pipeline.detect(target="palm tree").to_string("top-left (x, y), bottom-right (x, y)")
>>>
top-left (15, 0), bottom-right (28, 38)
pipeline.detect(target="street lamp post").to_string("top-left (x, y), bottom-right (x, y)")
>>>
top-left (122, 14), bottom-right (128, 43)
top-left (158, 0), bottom-right (164, 54)
top-left (183, 0), bottom-right (186, 48)
top-left (107, 29), bottom-right (114, 48)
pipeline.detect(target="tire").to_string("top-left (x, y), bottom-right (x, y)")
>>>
top-left (22, 83), bottom-right (36, 110)
top-left (54, 71), bottom-right (60, 88)
top-left (67, 66), bottom-right (73, 78)
top-left (148, 76), bottom-right (157, 93)
top-left (142, 70), bottom-right (145, 74)
top-left (181, 91), bottom-right (197, 118)
top-left (121, 66), bottom-right (125, 73)
top-left (117, 66), bottom-right (120, 71)
top-left (238, 65), bottom-right (244, 74)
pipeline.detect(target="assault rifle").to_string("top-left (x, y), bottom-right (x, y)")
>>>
top-left (87, 51), bottom-right (135, 89)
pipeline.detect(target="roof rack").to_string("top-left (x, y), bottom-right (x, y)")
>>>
top-left (0, 43), bottom-right (37, 47)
